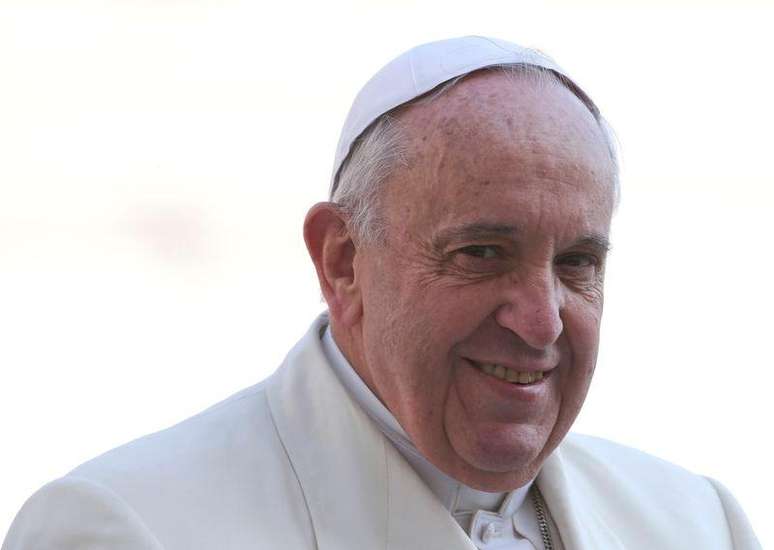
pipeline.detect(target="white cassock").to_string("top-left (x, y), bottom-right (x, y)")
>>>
top-left (2, 314), bottom-right (762, 550)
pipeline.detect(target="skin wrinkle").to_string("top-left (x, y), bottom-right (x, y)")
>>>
top-left (319, 70), bottom-right (615, 491)
top-left (425, 221), bottom-right (608, 298)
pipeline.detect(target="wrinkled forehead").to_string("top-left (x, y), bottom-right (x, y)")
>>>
top-left (395, 71), bottom-right (614, 188)
top-left (378, 72), bottom-right (617, 230)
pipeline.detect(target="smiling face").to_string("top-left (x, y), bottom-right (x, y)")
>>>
top-left (342, 70), bottom-right (615, 491)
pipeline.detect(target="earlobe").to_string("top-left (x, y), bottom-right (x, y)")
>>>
top-left (303, 202), bottom-right (363, 328)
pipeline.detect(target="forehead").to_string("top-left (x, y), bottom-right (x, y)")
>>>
top-left (382, 71), bottom-right (615, 238)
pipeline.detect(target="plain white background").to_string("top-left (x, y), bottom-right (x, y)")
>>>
top-left (1, 0), bottom-right (771, 546)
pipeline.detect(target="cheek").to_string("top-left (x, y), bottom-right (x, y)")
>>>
top-left (365, 300), bottom-right (448, 394)
top-left (360, 254), bottom-right (504, 391)
top-left (563, 289), bottom-right (603, 344)
top-left (558, 299), bottom-right (603, 404)
top-left (371, 295), bottom-right (487, 415)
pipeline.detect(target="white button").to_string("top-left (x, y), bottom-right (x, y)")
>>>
top-left (481, 522), bottom-right (501, 544)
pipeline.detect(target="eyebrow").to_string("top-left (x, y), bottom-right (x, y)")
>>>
top-left (432, 223), bottom-right (520, 248)
top-left (432, 222), bottom-right (611, 253)
top-left (572, 235), bottom-right (612, 253)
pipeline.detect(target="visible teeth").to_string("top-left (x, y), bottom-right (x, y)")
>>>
top-left (477, 362), bottom-right (545, 385)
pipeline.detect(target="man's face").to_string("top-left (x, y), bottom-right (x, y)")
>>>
top-left (352, 71), bottom-right (615, 491)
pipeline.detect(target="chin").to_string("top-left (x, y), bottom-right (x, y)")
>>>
top-left (457, 456), bottom-right (541, 492)
top-left (450, 426), bottom-right (549, 489)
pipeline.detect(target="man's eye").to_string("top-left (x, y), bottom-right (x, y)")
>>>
top-left (458, 245), bottom-right (500, 259)
top-left (557, 254), bottom-right (598, 269)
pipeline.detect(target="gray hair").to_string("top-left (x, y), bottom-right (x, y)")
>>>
top-left (332, 64), bottom-right (620, 246)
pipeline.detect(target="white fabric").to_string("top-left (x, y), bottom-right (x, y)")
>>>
top-left (330, 35), bottom-right (594, 192)
top-left (465, 489), bottom-right (563, 550)
top-left (3, 314), bottom-right (762, 550)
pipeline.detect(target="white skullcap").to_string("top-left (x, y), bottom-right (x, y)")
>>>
top-left (330, 35), bottom-right (597, 196)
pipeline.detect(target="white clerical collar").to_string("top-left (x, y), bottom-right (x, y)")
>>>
top-left (321, 325), bottom-right (533, 533)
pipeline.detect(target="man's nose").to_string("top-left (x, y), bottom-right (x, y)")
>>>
top-left (494, 273), bottom-right (564, 349)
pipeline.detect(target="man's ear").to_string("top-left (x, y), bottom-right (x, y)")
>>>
top-left (303, 202), bottom-right (362, 328)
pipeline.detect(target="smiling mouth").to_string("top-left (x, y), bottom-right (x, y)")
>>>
top-left (469, 360), bottom-right (550, 385)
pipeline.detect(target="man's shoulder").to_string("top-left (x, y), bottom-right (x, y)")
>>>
top-left (558, 433), bottom-right (735, 537)
top-left (543, 434), bottom-right (761, 549)
top-left (5, 320), bottom-right (333, 550)
top-left (559, 431), bottom-right (716, 494)
top-left (72, 379), bottom-right (275, 484)
top-left (25, 376), bottom-right (315, 549)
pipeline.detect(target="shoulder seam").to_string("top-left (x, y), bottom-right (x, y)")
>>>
top-left (61, 474), bottom-right (166, 549)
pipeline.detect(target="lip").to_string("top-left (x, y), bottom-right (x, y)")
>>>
top-left (463, 358), bottom-right (551, 402)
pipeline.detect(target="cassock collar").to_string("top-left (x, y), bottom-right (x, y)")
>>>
top-left (322, 327), bottom-right (533, 532)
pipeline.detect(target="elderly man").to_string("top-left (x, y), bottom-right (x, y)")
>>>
top-left (3, 36), bottom-right (761, 550)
